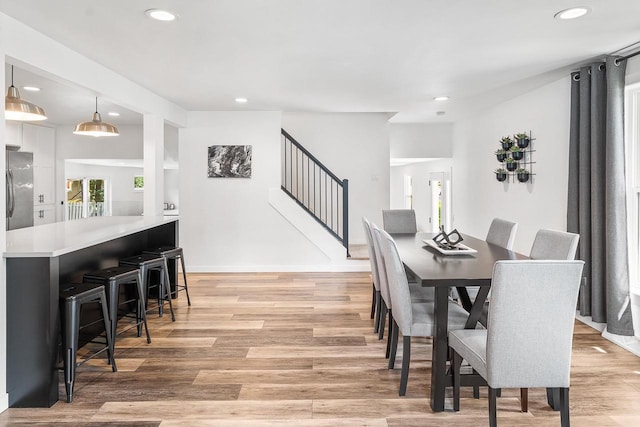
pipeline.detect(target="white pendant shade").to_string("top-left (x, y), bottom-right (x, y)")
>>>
top-left (73, 98), bottom-right (119, 137)
top-left (5, 66), bottom-right (47, 121)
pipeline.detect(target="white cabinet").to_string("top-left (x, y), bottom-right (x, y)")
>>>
top-left (5, 122), bottom-right (23, 148)
top-left (33, 205), bottom-right (55, 226)
top-left (22, 123), bottom-right (56, 222)
top-left (22, 123), bottom-right (55, 167)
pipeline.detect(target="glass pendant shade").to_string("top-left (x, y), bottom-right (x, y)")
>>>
top-left (73, 98), bottom-right (119, 137)
top-left (5, 66), bottom-right (47, 121)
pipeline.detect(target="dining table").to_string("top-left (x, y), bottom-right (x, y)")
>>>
top-left (391, 232), bottom-right (528, 412)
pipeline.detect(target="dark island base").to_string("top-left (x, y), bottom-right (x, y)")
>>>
top-left (6, 221), bottom-right (177, 407)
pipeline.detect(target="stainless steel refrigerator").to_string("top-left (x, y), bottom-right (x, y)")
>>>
top-left (6, 150), bottom-right (34, 230)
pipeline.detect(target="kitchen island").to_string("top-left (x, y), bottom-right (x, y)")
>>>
top-left (4, 216), bottom-right (179, 407)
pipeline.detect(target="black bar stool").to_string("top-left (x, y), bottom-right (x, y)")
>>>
top-left (144, 246), bottom-right (191, 305)
top-left (59, 282), bottom-right (117, 403)
top-left (83, 266), bottom-right (151, 347)
top-left (119, 253), bottom-right (175, 321)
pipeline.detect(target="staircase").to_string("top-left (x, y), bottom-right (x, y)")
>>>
top-left (278, 129), bottom-right (350, 258)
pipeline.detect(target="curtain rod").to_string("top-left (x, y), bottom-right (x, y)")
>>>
top-left (620, 50), bottom-right (640, 61)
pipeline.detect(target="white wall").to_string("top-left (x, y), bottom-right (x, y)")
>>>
top-left (390, 159), bottom-right (453, 232)
top-left (179, 111), bottom-right (331, 271)
top-left (390, 123), bottom-right (453, 158)
top-left (281, 113), bottom-right (390, 244)
top-left (452, 77), bottom-right (571, 254)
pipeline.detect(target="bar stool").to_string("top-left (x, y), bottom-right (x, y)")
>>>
top-left (144, 246), bottom-right (191, 305)
top-left (119, 253), bottom-right (175, 321)
top-left (59, 282), bottom-right (117, 403)
top-left (83, 266), bottom-right (151, 347)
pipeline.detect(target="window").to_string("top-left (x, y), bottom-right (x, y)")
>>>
top-left (625, 82), bottom-right (640, 294)
top-left (134, 175), bottom-right (144, 191)
top-left (66, 177), bottom-right (109, 220)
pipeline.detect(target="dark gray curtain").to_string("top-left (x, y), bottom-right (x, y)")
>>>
top-left (567, 55), bottom-right (634, 336)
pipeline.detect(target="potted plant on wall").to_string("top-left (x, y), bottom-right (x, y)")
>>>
top-left (500, 136), bottom-right (513, 150)
top-left (516, 167), bottom-right (530, 182)
top-left (514, 132), bottom-right (530, 148)
top-left (495, 168), bottom-right (508, 182)
top-left (505, 157), bottom-right (518, 171)
top-left (509, 145), bottom-right (524, 160)
top-left (495, 149), bottom-right (507, 162)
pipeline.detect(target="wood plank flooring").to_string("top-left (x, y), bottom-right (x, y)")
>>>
top-left (1, 272), bottom-right (640, 426)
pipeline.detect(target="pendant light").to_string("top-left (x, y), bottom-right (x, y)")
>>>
top-left (5, 65), bottom-right (47, 121)
top-left (73, 97), bottom-right (119, 137)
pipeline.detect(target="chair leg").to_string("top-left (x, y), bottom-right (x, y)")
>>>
top-left (378, 301), bottom-right (387, 340)
top-left (98, 292), bottom-right (117, 372)
top-left (559, 388), bottom-right (570, 427)
top-left (373, 290), bottom-right (381, 333)
top-left (496, 388), bottom-right (502, 397)
top-left (162, 260), bottom-right (176, 321)
top-left (547, 387), bottom-right (560, 410)
top-left (63, 300), bottom-right (80, 403)
top-left (370, 284), bottom-right (376, 319)
top-left (489, 387), bottom-right (498, 427)
top-left (452, 350), bottom-right (462, 411)
top-left (520, 388), bottom-right (528, 412)
top-left (399, 335), bottom-right (411, 396)
top-left (388, 319), bottom-right (399, 369)
top-left (179, 253), bottom-right (192, 305)
top-left (473, 385), bottom-right (480, 399)
top-left (385, 310), bottom-right (394, 359)
top-left (135, 272), bottom-right (152, 343)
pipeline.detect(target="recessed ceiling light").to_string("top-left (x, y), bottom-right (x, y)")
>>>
top-left (22, 86), bottom-right (41, 92)
top-left (107, 112), bottom-right (120, 117)
top-left (436, 111), bottom-right (446, 116)
top-left (235, 97), bottom-right (248, 103)
top-left (433, 96), bottom-right (449, 101)
top-left (145, 9), bottom-right (177, 21)
top-left (554, 7), bottom-right (590, 20)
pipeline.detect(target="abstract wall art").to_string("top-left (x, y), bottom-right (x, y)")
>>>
top-left (207, 145), bottom-right (252, 178)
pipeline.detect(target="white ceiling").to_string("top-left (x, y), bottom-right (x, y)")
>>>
top-left (2, 0), bottom-right (640, 124)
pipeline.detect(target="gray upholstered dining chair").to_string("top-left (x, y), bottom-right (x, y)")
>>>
top-left (371, 224), bottom-right (435, 354)
top-left (486, 218), bottom-right (518, 250)
top-left (449, 259), bottom-right (584, 427)
top-left (530, 229), bottom-right (579, 260)
top-left (382, 209), bottom-right (418, 234)
top-left (362, 217), bottom-right (383, 333)
top-left (377, 228), bottom-right (468, 396)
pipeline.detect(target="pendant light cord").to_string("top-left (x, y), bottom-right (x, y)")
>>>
top-left (95, 97), bottom-right (98, 114)
top-left (10, 65), bottom-right (14, 87)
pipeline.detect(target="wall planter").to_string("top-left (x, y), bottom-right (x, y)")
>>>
top-left (510, 146), bottom-right (524, 160)
top-left (495, 169), bottom-right (507, 182)
top-left (516, 168), bottom-right (530, 183)
top-left (500, 136), bottom-right (513, 150)
top-left (515, 133), bottom-right (530, 149)
top-left (493, 131), bottom-right (536, 184)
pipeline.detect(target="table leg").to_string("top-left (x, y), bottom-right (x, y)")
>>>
top-left (430, 286), bottom-right (449, 412)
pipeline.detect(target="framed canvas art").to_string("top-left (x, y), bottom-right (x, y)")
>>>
top-left (207, 145), bottom-right (252, 178)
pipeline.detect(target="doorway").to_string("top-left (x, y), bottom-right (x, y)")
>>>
top-left (66, 178), bottom-right (109, 220)
top-left (429, 172), bottom-right (451, 232)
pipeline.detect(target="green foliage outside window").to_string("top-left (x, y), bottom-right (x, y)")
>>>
top-left (134, 176), bottom-right (144, 190)
top-left (89, 179), bottom-right (104, 202)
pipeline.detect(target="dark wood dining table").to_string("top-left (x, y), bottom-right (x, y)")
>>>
top-left (391, 232), bottom-right (528, 412)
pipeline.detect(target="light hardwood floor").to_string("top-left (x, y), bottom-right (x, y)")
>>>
top-left (1, 272), bottom-right (640, 426)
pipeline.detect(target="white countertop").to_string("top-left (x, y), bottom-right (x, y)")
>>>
top-left (4, 215), bottom-right (179, 258)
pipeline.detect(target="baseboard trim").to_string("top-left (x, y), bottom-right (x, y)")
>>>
top-left (187, 263), bottom-right (370, 273)
top-left (0, 393), bottom-right (9, 413)
top-left (576, 312), bottom-right (640, 357)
